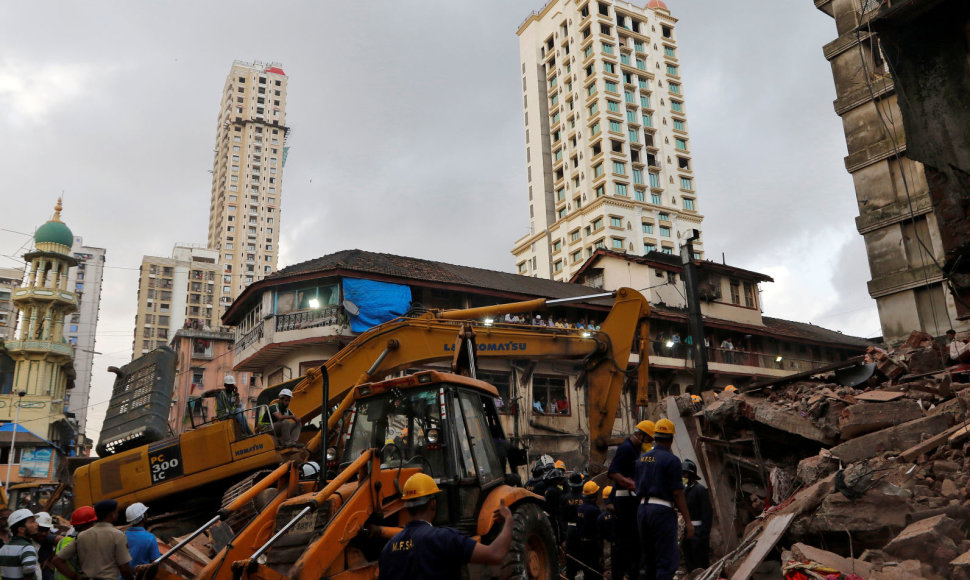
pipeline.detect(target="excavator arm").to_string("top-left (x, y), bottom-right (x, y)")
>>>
top-left (282, 287), bottom-right (649, 468)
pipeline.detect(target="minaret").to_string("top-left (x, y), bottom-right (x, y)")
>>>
top-left (6, 199), bottom-right (78, 445)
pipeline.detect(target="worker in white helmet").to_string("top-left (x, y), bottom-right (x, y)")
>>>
top-left (123, 503), bottom-right (159, 569)
top-left (258, 388), bottom-right (302, 447)
top-left (203, 374), bottom-right (253, 436)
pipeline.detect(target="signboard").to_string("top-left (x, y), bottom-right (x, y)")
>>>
top-left (19, 447), bottom-right (52, 478)
top-left (147, 442), bottom-right (184, 484)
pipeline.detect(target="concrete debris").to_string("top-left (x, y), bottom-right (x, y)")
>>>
top-left (683, 337), bottom-right (970, 579)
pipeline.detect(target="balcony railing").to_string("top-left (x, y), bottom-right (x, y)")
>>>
top-left (235, 323), bottom-right (264, 355)
top-left (275, 305), bottom-right (342, 332)
top-left (648, 343), bottom-right (827, 374)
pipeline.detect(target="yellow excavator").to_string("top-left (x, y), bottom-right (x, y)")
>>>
top-left (126, 287), bottom-right (648, 580)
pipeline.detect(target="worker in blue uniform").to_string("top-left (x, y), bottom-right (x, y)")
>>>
top-left (560, 472), bottom-right (585, 578)
top-left (634, 418), bottom-right (693, 580)
top-left (378, 473), bottom-right (513, 579)
top-left (597, 485), bottom-right (617, 578)
top-left (608, 420), bottom-right (654, 580)
top-left (682, 459), bottom-right (713, 572)
top-left (542, 467), bottom-right (567, 543)
top-left (576, 480), bottom-right (602, 577)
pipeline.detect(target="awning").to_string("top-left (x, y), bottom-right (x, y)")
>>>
top-left (0, 423), bottom-right (55, 447)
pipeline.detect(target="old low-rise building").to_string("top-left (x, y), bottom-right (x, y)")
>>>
top-left (222, 249), bottom-right (870, 469)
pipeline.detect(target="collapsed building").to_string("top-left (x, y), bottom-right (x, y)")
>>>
top-left (676, 330), bottom-right (970, 579)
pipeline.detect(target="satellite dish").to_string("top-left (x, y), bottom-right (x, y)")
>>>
top-left (343, 299), bottom-right (360, 316)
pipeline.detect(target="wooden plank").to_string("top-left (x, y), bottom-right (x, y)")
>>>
top-left (700, 440), bottom-right (738, 552)
top-left (854, 390), bottom-right (905, 402)
top-left (949, 424), bottom-right (970, 446)
top-left (729, 513), bottom-right (795, 580)
top-left (898, 418), bottom-right (970, 463)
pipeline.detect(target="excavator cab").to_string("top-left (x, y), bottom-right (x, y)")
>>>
top-left (237, 370), bottom-right (557, 580)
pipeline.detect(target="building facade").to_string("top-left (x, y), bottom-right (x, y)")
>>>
top-left (63, 237), bottom-right (105, 434)
top-left (168, 328), bottom-right (255, 435)
top-left (513, 0), bottom-right (703, 282)
top-left (132, 245), bottom-right (227, 358)
top-left (814, 0), bottom-right (966, 344)
top-left (206, 61), bottom-right (288, 301)
top-left (223, 249), bottom-right (868, 469)
top-left (0, 267), bottom-right (24, 340)
top-left (5, 200), bottom-right (79, 463)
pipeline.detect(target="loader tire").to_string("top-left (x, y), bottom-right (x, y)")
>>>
top-left (497, 502), bottom-right (559, 580)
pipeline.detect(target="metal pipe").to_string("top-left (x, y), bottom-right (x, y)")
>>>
top-left (313, 449), bottom-right (372, 504)
top-left (465, 338), bottom-right (477, 380)
top-left (319, 366), bottom-right (330, 487)
top-left (365, 345), bottom-right (394, 377)
top-left (222, 462), bottom-right (290, 513)
top-left (250, 506), bottom-right (312, 562)
top-left (150, 515), bottom-right (221, 566)
top-left (545, 291), bottom-right (615, 304)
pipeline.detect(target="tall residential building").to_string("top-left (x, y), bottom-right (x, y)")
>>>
top-left (513, 0), bottom-right (703, 281)
top-left (207, 61), bottom-right (289, 303)
top-left (0, 267), bottom-right (24, 340)
top-left (814, 0), bottom-right (966, 344)
top-left (132, 245), bottom-right (227, 358)
top-left (63, 237), bottom-right (105, 434)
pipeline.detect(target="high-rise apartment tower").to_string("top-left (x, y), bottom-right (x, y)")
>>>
top-left (207, 61), bottom-right (288, 301)
top-left (132, 245), bottom-right (226, 358)
top-left (64, 236), bottom-right (105, 434)
top-left (513, 0), bottom-right (703, 281)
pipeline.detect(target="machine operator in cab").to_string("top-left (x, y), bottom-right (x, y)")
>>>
top-left (378, 473), bottom-right (514, 580)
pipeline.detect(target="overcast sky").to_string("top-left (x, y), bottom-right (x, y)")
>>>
top-left (0, 1), bottom-right (880, 441)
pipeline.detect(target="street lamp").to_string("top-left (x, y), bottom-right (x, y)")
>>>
top-left (5, 390), bottom-right (27, 492)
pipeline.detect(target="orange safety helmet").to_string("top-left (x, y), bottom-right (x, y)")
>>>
top-left (70, 506), bottom-right (97, 526)
top-left (654, 418), bottom-right (676, 437)
top-left (402, 473), bottom-right (441, 507)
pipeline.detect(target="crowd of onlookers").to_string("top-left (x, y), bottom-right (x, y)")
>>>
top-left (497, 313), bottom-right (603, 331)
top-left (0, 500), bottom-right (160, 580)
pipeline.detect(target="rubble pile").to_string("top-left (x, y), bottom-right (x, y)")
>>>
top-left (686, 331), bottom-right (970, 580)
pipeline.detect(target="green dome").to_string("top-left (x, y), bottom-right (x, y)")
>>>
top-left (35, 220), bottom-right (74, 247)
top-left (34, 199), bottom-right (74, 247)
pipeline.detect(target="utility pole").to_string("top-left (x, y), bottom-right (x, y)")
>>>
top-left (680, 230), bottom-right (707, 392)
top-left (5, 390), bottom-right (27, 491)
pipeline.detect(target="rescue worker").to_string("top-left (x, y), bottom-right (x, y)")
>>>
top-left (554, 459), bottom-right (566, 470)
top-left (299, 461), bottom-right (321, 481)
top-left (524, 458), bottom-right (552, 496)
top-left (542, 467), bottom-right (567, 543)
top-left (203, 375), bottom-right (253, 436)
top-left (52, 499), bottom-right (134, 580)
top-left (560, 472), bottom-right (585, 578)
top-left (33, 512), bottom-right (63, 580)
top-left (682, 459), bottom-right (713, 572)
top-left (608, 420), bottom-right (654, 580)
top-left (634, 418), bottom-right (693, 580)
top-left (576, 480), bottom-right (602, 578)
top-left (261, 388), bottom-right (302, 447)
top-left (377, 473), bottom-right (514, 579)
top-left (0, 509), bottom-right (39, 580)
top-left (597, 486), bottom-right (617, 579)
top-left (53, 507), bottom-right (96, 580)
top-left (124, 503), bottom-right (161, 569)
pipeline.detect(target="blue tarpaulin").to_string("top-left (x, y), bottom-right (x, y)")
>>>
top-left (343, 278), bottom-right (412, 333)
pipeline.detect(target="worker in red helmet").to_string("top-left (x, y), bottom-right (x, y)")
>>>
top-left (53, 507), bottom-right (97, 580)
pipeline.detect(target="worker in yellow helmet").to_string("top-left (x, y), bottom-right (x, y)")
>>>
top-left (638, 420), bottom-right (656, 454)
top-left (576, 480), bottom-right (603, 577)
top-left (378, 473), bottom-right (513, 579)
top-left (634, 418), bottom-right (693, 580)
top-left (606, 419), bottom-right (654, 580)
top-left (724, 385), bottom-right (737, 393)
top-left (554, 459), bottom-right (566, 470)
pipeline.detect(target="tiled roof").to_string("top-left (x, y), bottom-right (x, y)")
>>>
top-left (227, 250), bottom-right (870, 350)
top-left (762, 316), bottom-right (873, 348)
top-left (266, 249), bottom-right (605, 300)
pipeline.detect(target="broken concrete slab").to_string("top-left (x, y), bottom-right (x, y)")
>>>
top-left (796, 453), bottom-right (838, 486)
top-left (805, 489), bottom-right (911, 539)
top-left (829, 414), bottom-right (954, 463)
top-left (790, 543), bottom-right (874, 577)
top-left (838, 399), bottom-right (924, 440)
top-left (740, 397), bottom-right (839, 445)
top-left (884, 514), bottom-right (962, 560)
top-left (855, 390), bottom-right (905, 402)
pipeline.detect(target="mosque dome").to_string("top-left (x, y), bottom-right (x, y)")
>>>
top-left (34, 199), bottom-right (74, 248)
